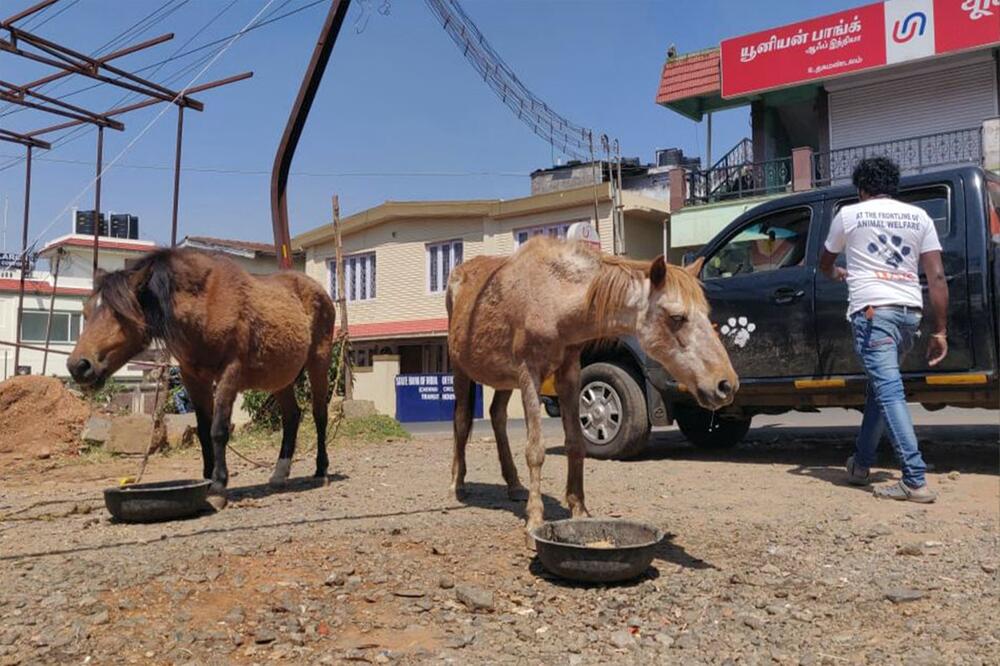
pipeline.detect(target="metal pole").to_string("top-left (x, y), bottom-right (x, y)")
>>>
top-left (13, 145), bottom-right (32, 374)
top-left (170, 106), bottom-right (184, 246)
top-left (271, 0), bottom-right (352, 270)
top-left (589, 131), bottom-right (600, 233)
top-left (333, 195), bottom-right (352, 400)
top-left (92, 126), bottom-right (104, 275)
top-left (706, 111), bottom-right (713, 168)
top-left (41, 248), bottom-right (63, 375)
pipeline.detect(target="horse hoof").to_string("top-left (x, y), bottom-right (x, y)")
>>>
top-left (268, 475), bottom-right (289, 489)
top-left (524, 529), bottom-right (538, 551)
top-left (206, 493), bottom-right (227, 512)
top-left (451, 484), bottom-right (466, 502)
top-left (507, 485), bottom-right (529, 502)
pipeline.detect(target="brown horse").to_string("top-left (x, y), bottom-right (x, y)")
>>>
top-left (67, 248), bottom-right (337, 506)
top-left (446, 237), bottom-right (737, 535)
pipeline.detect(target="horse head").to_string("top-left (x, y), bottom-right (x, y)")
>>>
top-left (67, 251), bottom-right (173, 388)
top-left (636, 256), bottom-right (739, 411)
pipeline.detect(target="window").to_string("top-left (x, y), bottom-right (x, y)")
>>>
top-left (702, 207), bottom-right (811, 280)
top-left (20, 311), bottom-right (82, 343)
top-left (427, 240), bottom-right (463, 293)
top-left (514, 222), bottom-right (574, 248)
top-left (835, 185), bottom-right (951, 237)
top-left (328, 252), bottom-right (376, 302)
top-left (348, 344), bottom-right (377, 368)
top-left (987, 179), bottom-right (1000, 237)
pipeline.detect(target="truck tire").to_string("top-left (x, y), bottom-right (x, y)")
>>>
top-left (578, 363), bottom-right (650, 460)
top-left (674, 405), bottom-right (751, 449)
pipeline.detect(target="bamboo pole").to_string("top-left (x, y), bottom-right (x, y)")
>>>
top-left (333, 195), bottom-right (352, 400)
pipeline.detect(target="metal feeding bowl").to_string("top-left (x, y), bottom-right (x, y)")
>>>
top-left (103, 479), bottom-right (213, 523)
top-left (532, 518), bottom-right (663, 583)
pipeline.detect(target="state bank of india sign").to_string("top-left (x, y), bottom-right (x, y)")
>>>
top-left (720, 0), bottom-right (1000, 98)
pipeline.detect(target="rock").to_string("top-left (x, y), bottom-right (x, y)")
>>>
top-left (91, 610), bottom-right (110, 625)
top-left (947, 471), bottom-right (960, 481)
top-left (654, 633), bottom-right (675, 648)
top-left (981, 562), bottom-right (997, 574)
top-left (163, 413), bottom-right (198, 449)
top-left (740, 614), bottom-right (767, 630)
top-left (456, 585), bottom-right (494, 612)
top-left (393, 589), bottom-right (425, 598)
top-left (337, 399), bottom-right (377, 419)
top-left (885, 588), bottom-right (925, 604)
top-left (897, 543), bottom-right (924, 556)
top-left (253, 629), bottom-right (277, 644)
top-left (438, 575), bottom-right (455, 590)
top-left (106, 415), bottom-right (158, 455)
top-left (326, 573), bottom-right (347, 587)
top-left (609, 630), bottom-right (634, 649)
top-left (673, 632), bottom-right (697, 649)
top-left (81, 416), bottom-right (112, 444)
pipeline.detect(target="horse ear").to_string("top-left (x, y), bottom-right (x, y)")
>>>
top-left (93, 268), bottom-right (107, 288)
top-left (649, 255), bottom-right (667, 290)
top-left (683, 256), bottom-right (705, 277)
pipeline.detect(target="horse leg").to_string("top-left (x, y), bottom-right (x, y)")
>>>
top-left (307, 355), bottom-right (330, 480)
top-left (182, 374), bottom-right (214, 480)
top-left (207, 370), bottom-right (240, 510)
top-left (268, 385), bottom-right (301, 488)
top-left (450, 368), bottom-right (475, 500)
top-left (517, 366), bottom-right (545, 539)
top-left (490, 390), bottom-right (527, 501)
top-left (556, 348), bottom-right (589, 518)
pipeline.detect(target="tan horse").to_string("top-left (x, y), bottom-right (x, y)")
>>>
top-left (446, 237), bottom-right (737, 534)
top-left (67, 248), bottom-right (337, 506)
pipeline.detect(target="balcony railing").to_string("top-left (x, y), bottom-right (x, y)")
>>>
top-left (813, 127), bottom-right (982, 187)
top-left (685, 156), bottom-right (792, 206)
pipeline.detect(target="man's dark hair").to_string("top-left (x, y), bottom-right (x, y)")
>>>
top-left (852, 156), bottom-right (900, 197)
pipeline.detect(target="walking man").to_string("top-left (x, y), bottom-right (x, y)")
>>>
top-left (819, 157), bottom-right (949, 503)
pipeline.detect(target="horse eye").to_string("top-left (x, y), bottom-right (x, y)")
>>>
top-left (670, 314), bottom-right (688, 325)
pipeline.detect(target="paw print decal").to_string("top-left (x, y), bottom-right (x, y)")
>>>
top-left (720, 316), bottom-right (756, 349)
top-left (866, 234), bottom-right (912, 269)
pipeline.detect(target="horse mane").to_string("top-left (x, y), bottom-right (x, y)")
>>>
top-left (95, 248), bottom-right (177, 346)
top-left (586, 253), bottom-right (707, 334)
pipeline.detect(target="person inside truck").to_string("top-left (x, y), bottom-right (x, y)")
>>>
top-left (819, 156), bottom-right (949, 504)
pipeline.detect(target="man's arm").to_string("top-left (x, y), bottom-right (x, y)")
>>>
top-left (819, 249), bottom-right (847, 282)
top-left (921, 250), bottom-right (948, 366)
top-left (820, 211), bottom-right (848, 281)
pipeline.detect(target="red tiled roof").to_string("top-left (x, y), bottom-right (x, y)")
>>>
top-left (655, 48), bottom-right (721, 105)
top-left (42, 236), bottom-right (155, 253)
top-left (336, 318), bottom-right (449, 341)
top-left (0, 278), bottom-right (91, 296)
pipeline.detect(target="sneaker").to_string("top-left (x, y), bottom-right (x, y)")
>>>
top-left (846, 455), bottom-right (870, 486)
top-left (873, 480), bottom-right (938, 504)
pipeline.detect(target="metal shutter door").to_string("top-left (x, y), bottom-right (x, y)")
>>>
top-left (829, 61), bottom-right (998, 150)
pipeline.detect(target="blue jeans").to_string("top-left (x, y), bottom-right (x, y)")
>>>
top-left (850, 307), bottom-right (927, 488)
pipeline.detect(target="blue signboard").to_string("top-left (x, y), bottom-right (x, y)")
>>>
top-left (395, 373), bottom-right (483, 423)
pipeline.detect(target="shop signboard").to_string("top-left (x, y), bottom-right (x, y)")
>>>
top-left (721, 0), bottom-right (1000, 98)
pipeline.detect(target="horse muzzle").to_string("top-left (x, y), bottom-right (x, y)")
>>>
top-left (67, 356), bottom-right (105, 388)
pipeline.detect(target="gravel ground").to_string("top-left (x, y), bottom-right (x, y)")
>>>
top-left (0, 421), bottom-right (997, 665)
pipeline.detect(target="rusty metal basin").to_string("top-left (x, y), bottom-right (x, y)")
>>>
top-left (531, 518), bottom-right (663, 583)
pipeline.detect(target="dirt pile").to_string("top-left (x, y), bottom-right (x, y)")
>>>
top-left (0, 375), bottom-right (89, 460)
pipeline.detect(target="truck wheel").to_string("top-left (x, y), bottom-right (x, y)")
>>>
top-left (674, 405), bottom-right (751, 449)
top-left (578, 363), bottom-right (650, 460)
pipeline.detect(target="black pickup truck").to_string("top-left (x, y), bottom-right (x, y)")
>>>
top-left (545, 166), bottom-right (1000, 459)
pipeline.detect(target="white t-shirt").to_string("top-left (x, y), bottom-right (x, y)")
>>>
top-left (824, 197), bottom-right (942, 317)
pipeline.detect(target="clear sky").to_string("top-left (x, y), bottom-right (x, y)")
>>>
top-left (0, 0), bottom-right (862, 250)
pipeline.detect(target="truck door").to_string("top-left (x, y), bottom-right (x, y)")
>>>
top-left (699, 204), bottom-right (818, 378)
top-left (814, 182), bottom-right (972, 375)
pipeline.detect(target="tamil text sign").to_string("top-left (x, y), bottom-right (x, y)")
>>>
top-left (721, 0), bottom-right (1000, 98)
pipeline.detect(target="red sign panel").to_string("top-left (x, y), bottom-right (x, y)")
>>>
top-left (934, 0), bottom-right (1000, 55)
top-left (721, 0), bottom-right (1000, 99)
